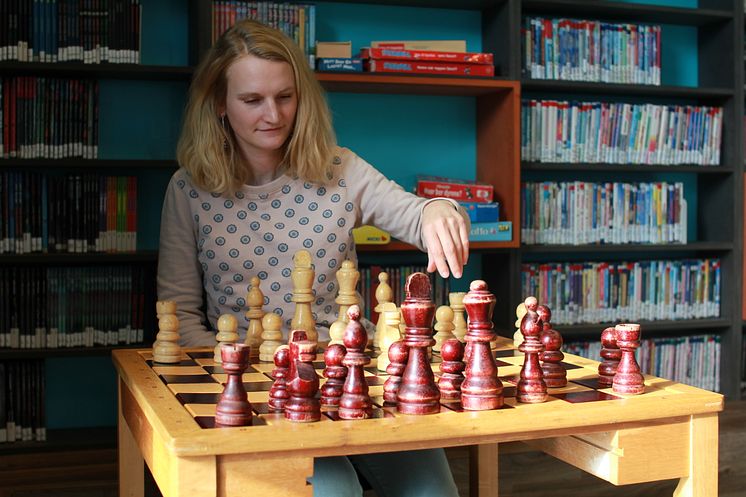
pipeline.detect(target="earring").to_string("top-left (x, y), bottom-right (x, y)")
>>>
top-left (220, 114), bottom-right (228, 151)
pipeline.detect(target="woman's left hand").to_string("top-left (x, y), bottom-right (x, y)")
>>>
top-left (421, 200), bottom-right (470, 279)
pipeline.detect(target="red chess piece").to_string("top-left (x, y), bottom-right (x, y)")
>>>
top-left (438, 338), bottom-right (465, 401)
top-left (612, 324), bottom-right (645, 395)
top-left (215, 343), bottom-right (253, 427)
top-left (517, 297), bottom-right (548, 403)
top-left (339, 306), bottom-right (373, 419)
top-left (268, 345), bottom-right (290, 412)
top-left (383, 340), bottom-right (408, 404)
top-left (321, 344), bottom-right (347, 408)
top-left (397, 273), bottom-right (440, 415)
top-left (537, 305), bottom-right (567, 388)
top-left (461, 280), bottom-right (503, 411)
top-left (285, 330), bottom-right (321, 422)
top-left (598, 326), bottom-right (621, 388)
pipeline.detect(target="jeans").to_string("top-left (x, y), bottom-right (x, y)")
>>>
top-left (312, 448), bottom-right (460, 497)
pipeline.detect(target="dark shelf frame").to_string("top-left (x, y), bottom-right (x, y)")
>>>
top-left (521, 241), bottom-right (734, 254)
top-left (0, 62), bottom-right (193, 81)
top-left (0, 344), bottom-right (148, 360)
top-left (522, 162), bottom-right (735, 173)
top-left (0, 159), bottom-right (178, 169)
top-left (0, 427), bottom-right (116, 454)
top-left (0, 251), bottom-right (158, 265)
top-left (521, 80), bottom-right (734, 100)
top-left (557, 318), bottom-right (732, 339)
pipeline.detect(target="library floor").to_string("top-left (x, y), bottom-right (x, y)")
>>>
top-left (2, 400), bottom-right (745, 497)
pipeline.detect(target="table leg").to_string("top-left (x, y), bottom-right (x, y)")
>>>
top-left (118, 387), bottom-right (144, 497)
top-left (217, 453), bottom-right (314, 497)
top-left (469, 443), bottom-right (499, 497)
top-left (673, 412), bottom-right (718, 497)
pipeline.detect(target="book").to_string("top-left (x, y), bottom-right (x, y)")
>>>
top-left (460, 201), bottom-right (500, 223)
top-left (316, 58), bottom-right (363, 72)
top-left (316, 41), bottom-right (352, 58)
top-left (361, 47), bottom-right (493, 65)
top-left (371, 40), bottom-right (467, 52)
top-left (365, 60), bottom-right (494, 77)
top-left (352, 225), bottom-right (391, 244)
top-left (416, 175), bottom-right (493, 203)
top-left (469, 221), bottom-right (512, 242)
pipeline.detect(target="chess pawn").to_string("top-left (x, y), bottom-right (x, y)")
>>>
top-left (449, 292), bottom-right (467, 343)
top-left (214, 314), bottom-right (239, 364)
top-left (339, 306), bottom-right (373, 419)
top-left (612, 324), bottom-right (645, 395)
top-left (598, 326), bottom-right (621, 387)
top-left (377, 302), bottom-right (401, 372)
top-left (290, 250), bottom-right (317, 342)
top-left (259, 312), bottom-right (283, 362)
top-left (461, 280), bottom-right (503, 411)
top-left (517, 297), bottom-right (548, 403)
top-left (152, 301), bottom-right (181, 364)
top-left (372, 272), bottom-right (393, 349)
top-left (513, 302), bottom-right (527, 347)
top-left (268, 345), bottom-right (290, 412)
top-left (285, 330), bottom-right (321, 422)
top-left (244, 276), bottom-right (265, 356)
top-left (538, 312), bottom-right (567, 388)
top-left (329, 260), bottom-right (360, 346)
top-left (433, 305), bottom-right (455, 352)
top-left (383, 340), bottom-right (408, 404)
top-left (321, 344), bottom-right (347, 407)
top-left (215, 343), bottom-right (253, 427)
top-left (438, 338), bottom-right (465, 401)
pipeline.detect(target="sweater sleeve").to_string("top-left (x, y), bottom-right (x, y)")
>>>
top-left (341, 149), bottom-right (468, 250)
top-left (156, 173), bottom-right (215, 347)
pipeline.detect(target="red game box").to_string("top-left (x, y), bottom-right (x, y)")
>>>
top-left (416, 175), bottom-right (494, 202)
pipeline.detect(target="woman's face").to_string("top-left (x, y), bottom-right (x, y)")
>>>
top-left (222, 54), bottom-right (298, 160)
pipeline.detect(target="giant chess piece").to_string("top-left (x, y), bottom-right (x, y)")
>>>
top-left (214, 314), bottom-right (239, 364)
top-left (152, 300), bottom-right (182, 364)
top-left (259, 312), bottom-right (283, 362)
top-left (612, 324), bottom-right (645, 395)
top-left (537, 305), bottom-right (567, 388)
top-left (329, 260), bottom-right (360, 346)
top-left (383, 340), bottom-right (408, 404)
top-left (339, 306), bottom-right (373, 419)
top-left (598, 326), bottom-right (621, 387)
top-left (397, 273), bottom-right (440, 415)
top-left (284, 330), bottom-right (321, 422)
top-left (433, 305), bottom-right (455, 352)
top-left (449, 292), bottom-right (467, 343)
top-left (321, 344), bottom-right (347, 408)
top-left (517, 297), bottom-right (548, 403)
top-left (268, 345), bottom-right (290, 412)
top-left (377, 302), bottom-right (401, 372)
top-left (244, 276), bottom-right (265, 357)
top-left (290, 250), bottom-right (317, 342)
top-left (438, 338), bottom-right (465, 401)
top-left (372, 271), bottom-right (393, 350)
top-left (461, 280), bottom-right (503, 410)
top-left (215, 343), bottom-right (253, 427)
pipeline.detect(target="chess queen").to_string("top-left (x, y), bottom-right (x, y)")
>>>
top-left (156, 18), bottom-right (470, 497)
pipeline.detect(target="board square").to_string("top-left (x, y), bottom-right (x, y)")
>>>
top-left (160, 374), bottom-right (218, 384)
top-left (147, 359), bottom-right (198, 367)
top-left (552, 390), bottom-right (621, 403)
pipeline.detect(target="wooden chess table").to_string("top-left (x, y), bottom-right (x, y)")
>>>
top-left (113, 337), bottom-right (723, 497)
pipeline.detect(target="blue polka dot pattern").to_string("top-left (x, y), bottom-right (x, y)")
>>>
top-left (299, 217), bottom-right (309, 225)
top-left (227, 224), bottom-right (237, 233)
top-left (240, 235), bottom-right (250, 244)
top-left (224, 199), bottom-right (234, 208)
top-left (322, 209), bottom-right (333, 219)
top-left (317, 187), bottom-right (326, 196)
top-left (215, 237), bottom-right (225, 246)
top-left (308, 202), bottom-right (318, 211)
top-left (233, 274), bottom-right (244, 282)
top-left (313, 224), bottom-right (323, 233)
top-left (278, 243), bottom-right (288, 252)
top-left (271, 282), bottom-right (281, 291)
top-left (275, 222), bottom-right (285, 230)
top-left (345, 202), bottom-right (354, 212)
top-left (237, 211), bottom-right (247, 220)
top-left (258, 271), bottom-right (268, 280)
top-left (250, 221), bottom-right (260, 231)
top-left (289, 230), bottom-right (299, 238)
top-left (271, 199), bottom-right (281, 208)
top-left (219, 262), bottom-right (229, 271)
top-left (295, 194), bottom-right (304, 203)
top-left (229, 249), bottom-right (239, 258)
top-left (264, 233), bottom-right (274, 242)
top-left (268, 257), bottom-right (279, 266)
top-left (282, 268), bottom-right (292, 277)
top-left (225, 286), bottom-right (234, 295)
top-left (331, 194), bottom-right (341, 202)
top-left (285, 208), bottom-right (295, 218)
top-left (236, 297), bottom-right (245, 306)
top-left (318, 274), bottom-right (326, 283)
top-left (254, 247), bottom-right (264, 256)
top-left (261, 213), bottom-right (271, 221)
top-left (201, 202), bottom-right (211, 211)
top-left (248, 202), bottom-right (257, 211)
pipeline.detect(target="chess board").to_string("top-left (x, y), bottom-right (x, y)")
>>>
top-left (139, 337), bottom-right (671, 429)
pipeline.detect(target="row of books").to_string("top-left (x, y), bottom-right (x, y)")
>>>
top-left (0, 360), bottom-right (45, 443)
top-left (358, 265), bottom-right (450, 324)
top-left (361, 47), bottom-right (494, 77)
top-left (1, 172), bottom-right (137, 254)
top-left (0, 266), bottom-right (147, 349)
top-left (521, 181), bottom-right (687, 245)
top-left (1, 77), bottom-right (99, 159)
top-left (211, 0), bottom-right (316, 67)
top-left (521, 258), bottom-right (721, 325)
top-left (521, 100), bottom-right (723, 166)
top-left (1, 0), bottom-right (142, 64)
top-left (565, 334), bottom-right (720, 392)
top-left (523, 17), bottom-right (661, 85)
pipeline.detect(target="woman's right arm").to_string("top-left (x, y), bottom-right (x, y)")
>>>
top-left (157, 175), bottom-right (214, 346)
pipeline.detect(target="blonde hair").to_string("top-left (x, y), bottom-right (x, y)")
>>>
top-left (177, 19), bottom-right (336, 194)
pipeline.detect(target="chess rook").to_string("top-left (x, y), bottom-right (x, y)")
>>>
top-left (268, 345), bottom-right (290, 412)
top-left (612, 324), bottom-right (645, 395)
top-left (438, 338), bottom-right (465, 401)
top-left (537, 305), bottom-right (567, 388)
top-left (152, 300), bottom-right (182, 364)
top-left (321, 344), bottom-right (347, 407)
top-left (215, 343), bottom-right (253, 427)
top-left (598, 326), bottom-right (621, 388)
top-left (517, 297), bottom-right (548, 403)
top-left (383, 340), bottom-right (408, 404)
top-left (339, 306), bottom-right (373, 419)
top-left (397, 273), bottom-right (440, 415)
top-left (461, 280), bottom-right (503, 411)
top-left (290, 250), bottom-right (317, 342)
top-left (284, 330), bottom-right (321, 422)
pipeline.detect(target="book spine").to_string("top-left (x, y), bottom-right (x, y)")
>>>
top-left (366, 59), bottom-right (494, 77)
